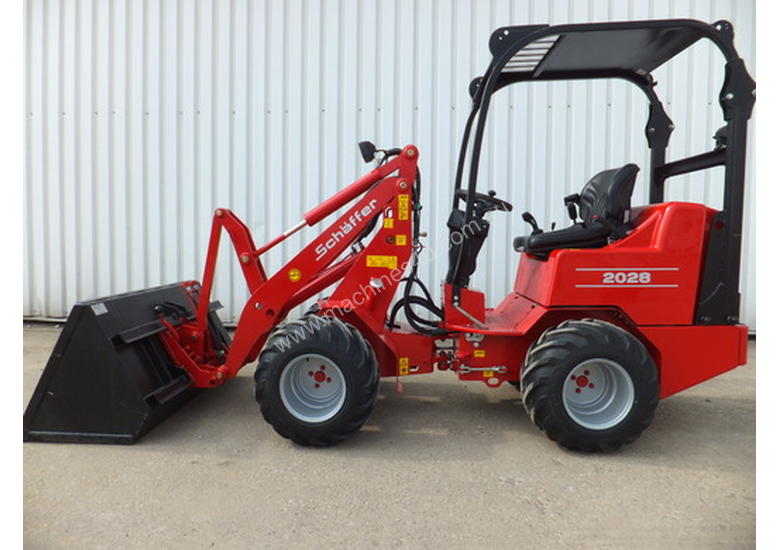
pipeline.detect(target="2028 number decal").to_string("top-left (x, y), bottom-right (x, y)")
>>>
top-left (602, 271), bottom-right (652, 284)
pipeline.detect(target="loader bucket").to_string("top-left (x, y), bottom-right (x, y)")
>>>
top-left (23, 282), bottom-right (229, 444)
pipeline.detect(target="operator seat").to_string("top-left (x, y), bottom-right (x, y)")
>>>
top-left (513, 164), bottom-right (639, 256)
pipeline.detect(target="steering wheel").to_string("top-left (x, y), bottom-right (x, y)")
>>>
top-left (455, 189), bottom-right (513, 215)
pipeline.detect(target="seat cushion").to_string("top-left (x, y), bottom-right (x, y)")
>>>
top-left (513, 163), bottom-right (639, 256)
top-left (513, 222), bottom-right (611, 255)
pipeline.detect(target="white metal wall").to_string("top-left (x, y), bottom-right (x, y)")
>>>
top-left (24, 0), bottom-right (756, 329)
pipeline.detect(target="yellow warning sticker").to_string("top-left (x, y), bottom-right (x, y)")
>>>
top-left (473, 349), bottom-right (486, 358)
top-left (398, 194), bottom-right (410, 220)
top-left (399, 357), bottom-right (410, 375)
top-left (288, 268), bottom-right (302, 282)
top-left (383, 218), bottom-right (394, 229)
top-left (366, 255), bottom-right (398, 269)
top-left (483, 369), bottom-right (494, 378)
top-left (395, 234), bottom-right (407, 246)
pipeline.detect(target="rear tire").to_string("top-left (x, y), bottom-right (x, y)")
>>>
top-left (520, 318), bottom-right (659, 452)
top-left (255, 316), bottom-right (379, 447)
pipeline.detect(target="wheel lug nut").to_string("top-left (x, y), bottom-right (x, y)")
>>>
top-left (320, 365), bottom-right (326, 370)
top-left (583, 370), bottom-right (590, 375)
top-left (326, 377), bottom-right (332, 383)
top-left (575, 388), bottom-right (581, 393)
top-left (308, 371), bottom-right (313, 376)
top-left (314, 383), bottom-right (320, 389)
top-left (588, 383), bottom-right (594, 388)
top-left (570, 375), bottom-right (576, 380)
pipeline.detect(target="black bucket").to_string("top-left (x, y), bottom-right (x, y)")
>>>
top-left (23, 282), bottom-right (230, 444)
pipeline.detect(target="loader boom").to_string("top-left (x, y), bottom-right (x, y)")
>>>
top-left (167, 146), bottom-right (420, 387)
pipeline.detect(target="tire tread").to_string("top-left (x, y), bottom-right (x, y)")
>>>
top-left (254, 315), bottom-right (379, 447)
top-left (520, 318), bottom-right (659, 452)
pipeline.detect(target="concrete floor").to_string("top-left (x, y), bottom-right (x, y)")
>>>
top-left (23, 324), bottom-right (755, 549)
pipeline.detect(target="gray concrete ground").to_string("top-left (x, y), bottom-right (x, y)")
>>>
top-left (23, 324), bottom-right (755, 549)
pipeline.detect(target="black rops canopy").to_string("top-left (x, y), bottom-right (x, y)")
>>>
top-left (475, 19), bottom-right (741, 95)
top-left (450, 19), bottom-right (755, 327)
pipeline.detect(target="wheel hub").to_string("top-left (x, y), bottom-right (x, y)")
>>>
top-left (562, 359), bottom-right (635, 430)
top-left (279, 354), bottom-right (346, 423)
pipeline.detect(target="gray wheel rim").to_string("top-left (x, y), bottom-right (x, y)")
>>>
top-left (279, 354), bottom-right (346, 423)
top-left (562, 358), bottom-right (635, 430)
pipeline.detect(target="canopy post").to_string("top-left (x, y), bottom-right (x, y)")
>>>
top-left (645, 92), bottom-right (675, 204)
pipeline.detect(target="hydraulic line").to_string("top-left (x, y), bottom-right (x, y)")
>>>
top-left (387, 167), bottom-right (446, 335)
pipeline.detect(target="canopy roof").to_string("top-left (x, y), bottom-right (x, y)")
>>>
top-left (479, 19), bottom-right (739, 93)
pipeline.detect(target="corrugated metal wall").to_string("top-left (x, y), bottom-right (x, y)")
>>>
top-left (24, 0), bottom-right (756, 329)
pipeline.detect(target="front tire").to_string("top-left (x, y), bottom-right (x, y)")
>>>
top-left (520, 319), bottom-right (659, 452)
top-left (255, 316), bottom-right (379, 447)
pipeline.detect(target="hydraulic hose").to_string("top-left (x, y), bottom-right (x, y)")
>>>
top-left (387, 167), bottom-right (446, 335)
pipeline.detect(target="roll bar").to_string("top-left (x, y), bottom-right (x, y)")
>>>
top-left (451, 19), bottom-right (755, 325)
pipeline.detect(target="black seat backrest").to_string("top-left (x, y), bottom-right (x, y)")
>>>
top-left (578, 164), bottom-right (639, 226)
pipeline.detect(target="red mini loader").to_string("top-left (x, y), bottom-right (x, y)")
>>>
top-left (24, 19), bottom-right (754, 451)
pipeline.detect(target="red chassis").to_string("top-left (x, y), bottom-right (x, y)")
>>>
top-left (159, 145), bottom-right (746, 401)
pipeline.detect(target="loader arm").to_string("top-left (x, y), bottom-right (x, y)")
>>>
top-left (167, 146), bottom-right (420, 387)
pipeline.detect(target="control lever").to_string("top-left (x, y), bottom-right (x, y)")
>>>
top-left (522, 212), bottom-right (543, 235)
top-left (564, 193), bottom-right (580, 223)
top-left (566, 203), bottom-right (578, 222)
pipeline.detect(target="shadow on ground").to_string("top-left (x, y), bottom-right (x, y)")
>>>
top-left (141, 370), bottom-right (755, 471)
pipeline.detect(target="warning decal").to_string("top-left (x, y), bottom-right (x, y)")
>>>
top-left (366, 255), bottom-right (398, 269)
top-left (398, 194), bottom-right (410, 220)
